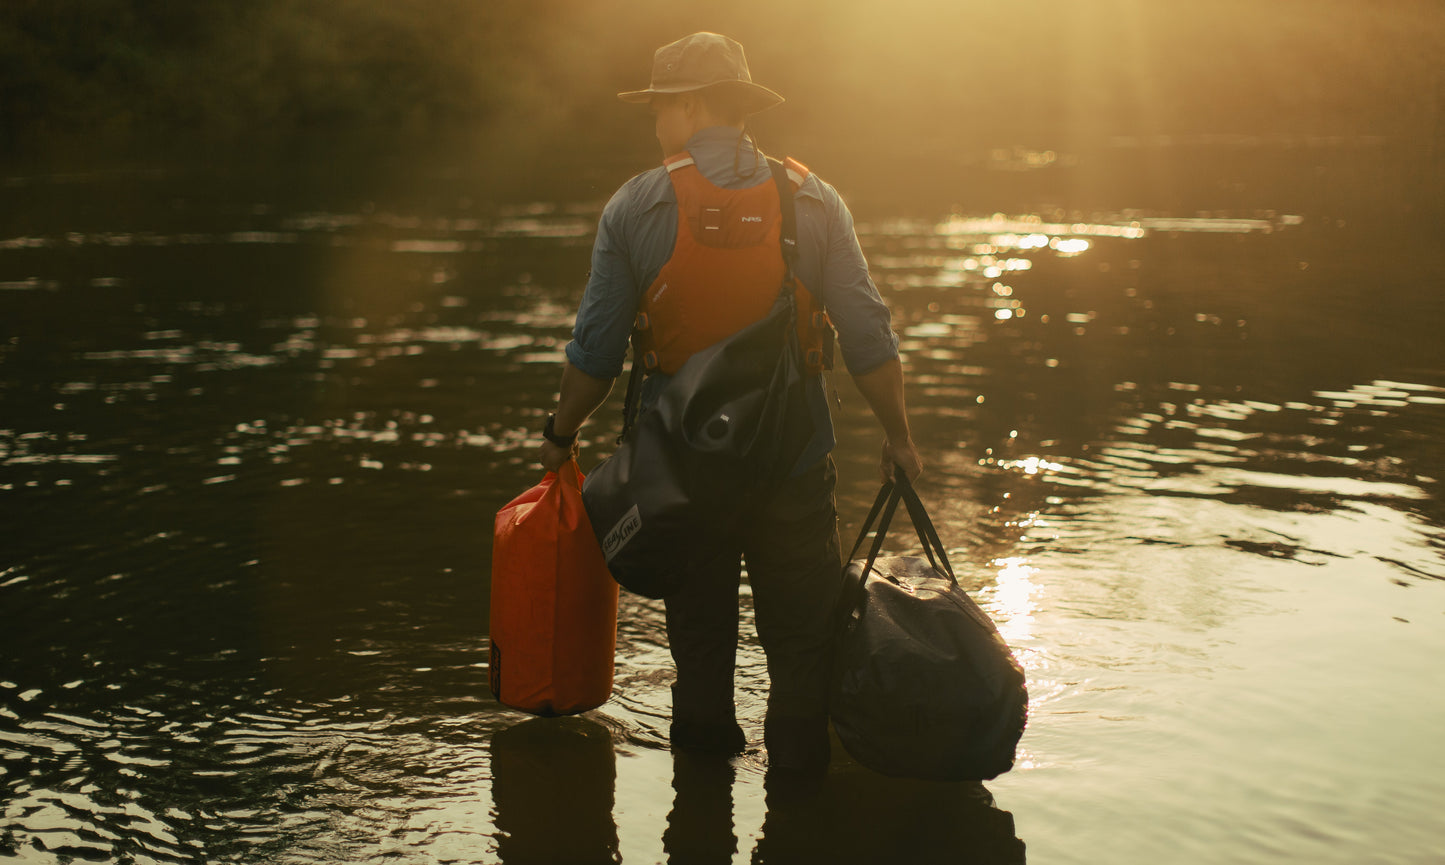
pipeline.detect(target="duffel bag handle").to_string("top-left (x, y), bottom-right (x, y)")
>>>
top-left (847, 465), bottom-right (957, 588)
top-left (894, 467), bottom-right (955, 582)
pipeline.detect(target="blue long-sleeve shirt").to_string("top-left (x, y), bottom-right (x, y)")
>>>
top-left (565, 126), bottom-right (899, 468)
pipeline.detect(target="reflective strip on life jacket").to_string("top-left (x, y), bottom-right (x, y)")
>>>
top-left (784, 156), bottom-right (810, 189)
top-left (634, 155), bottom-right (832, 376)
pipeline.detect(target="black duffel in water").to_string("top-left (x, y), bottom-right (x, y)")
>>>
top-left (831, 469), bottom-right (1029, 781)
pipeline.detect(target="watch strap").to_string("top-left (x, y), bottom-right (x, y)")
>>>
top-left (543, 414), bottom-right (578, 448)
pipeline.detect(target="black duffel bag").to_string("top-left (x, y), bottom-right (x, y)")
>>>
top-left (581, 159), bottom-right (815, 599)
top-left (831, 469), bottom-right (1029, 781)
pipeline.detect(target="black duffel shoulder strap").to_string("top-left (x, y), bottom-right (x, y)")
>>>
top-left (847, 466), bottom-right (957, 588)
top-left (895, 469), bottom-right (956, 583)
top-left (847, 478), bottom-right (896, 562)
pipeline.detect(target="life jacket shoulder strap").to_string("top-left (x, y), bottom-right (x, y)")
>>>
top-left (664, 153), bottom-right (696, 173)
top-left (772, 156), bottom-right (834, 376)
top-left (766, 158), bottom-right (798, 276)
top-left (784, 157), bottom-right (810, 189)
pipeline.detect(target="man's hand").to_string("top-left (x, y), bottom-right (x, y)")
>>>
top-left (538, 438), bottom-right (576, 474)
top-left (881, 437), bottom-right (923, 485)
top-left (535, 360), bottom-right (616, 474)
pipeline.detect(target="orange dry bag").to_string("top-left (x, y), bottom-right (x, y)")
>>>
top-left (489, 459), bottom-right (619, 715)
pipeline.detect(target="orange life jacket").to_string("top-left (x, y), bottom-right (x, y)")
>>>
top-left (633, 153), bottom-right (833, 377)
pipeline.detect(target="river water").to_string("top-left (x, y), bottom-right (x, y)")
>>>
top-left (2, 155), bottom-right (1443, 864)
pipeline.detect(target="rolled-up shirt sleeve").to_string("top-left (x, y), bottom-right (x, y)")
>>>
top-left (816, 183), bottom-right (899, 376)
top-left (565, 190), bottom-right (639, 380)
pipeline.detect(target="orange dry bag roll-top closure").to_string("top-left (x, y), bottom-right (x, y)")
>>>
top-left (634, 154), bottom-right (832, 376)
top-left (489, 459), bottom-right (619, 716)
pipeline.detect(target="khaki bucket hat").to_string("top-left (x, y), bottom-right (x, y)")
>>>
top-left (617, 32), bottom-right (784, 115)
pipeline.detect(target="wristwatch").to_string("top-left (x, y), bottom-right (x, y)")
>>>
top-left (542, 414), bottom-right (578, 448)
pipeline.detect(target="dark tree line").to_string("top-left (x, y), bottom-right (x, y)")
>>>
top-left (0, 0), bottom-right (573, 139)
top-left (2, 0), bottom-right (1441, 164)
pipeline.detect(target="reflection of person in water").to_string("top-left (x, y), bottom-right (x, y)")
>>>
top-left (749, 764), bottom-right (1027, 864)
top-left (489, 717), bottom-right (620, 863)
top-left (664, 752), bottom-right (738, 865)
top-left (491, 717), bottom-right (1025, 864)
top-left (660, 745), bottom-right (1026, 864)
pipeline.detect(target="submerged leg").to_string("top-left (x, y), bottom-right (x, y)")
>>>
top-left (664, 549), bottom-right (747, 754)
top-left (744, 456), bottom-right (843, 776)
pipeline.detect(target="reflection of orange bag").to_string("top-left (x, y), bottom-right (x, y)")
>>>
top-left (489, 459), bottom-right (619, 715)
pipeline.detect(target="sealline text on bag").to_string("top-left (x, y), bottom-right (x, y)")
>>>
top-left (489, 459), bottom-right (619, 716)
top-left (831, 469), bottom-right (1029, 781)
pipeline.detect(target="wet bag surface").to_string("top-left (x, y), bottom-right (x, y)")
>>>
top-left (490, 459), bottom-right (619, 715)
top-left (832, 473), bottom-right (1029, 781)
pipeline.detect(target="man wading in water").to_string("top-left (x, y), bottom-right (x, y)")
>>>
top-left (537, 32), bottom-right (921, 783)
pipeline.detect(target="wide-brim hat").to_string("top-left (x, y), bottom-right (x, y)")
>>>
top-left (617, 32), bottom-right (784, 115)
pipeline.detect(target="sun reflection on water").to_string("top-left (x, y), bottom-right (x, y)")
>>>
top-left (985, 556), bottom-right (1040, 645)
top-left (990, 456), bottom-right (1067, 476)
